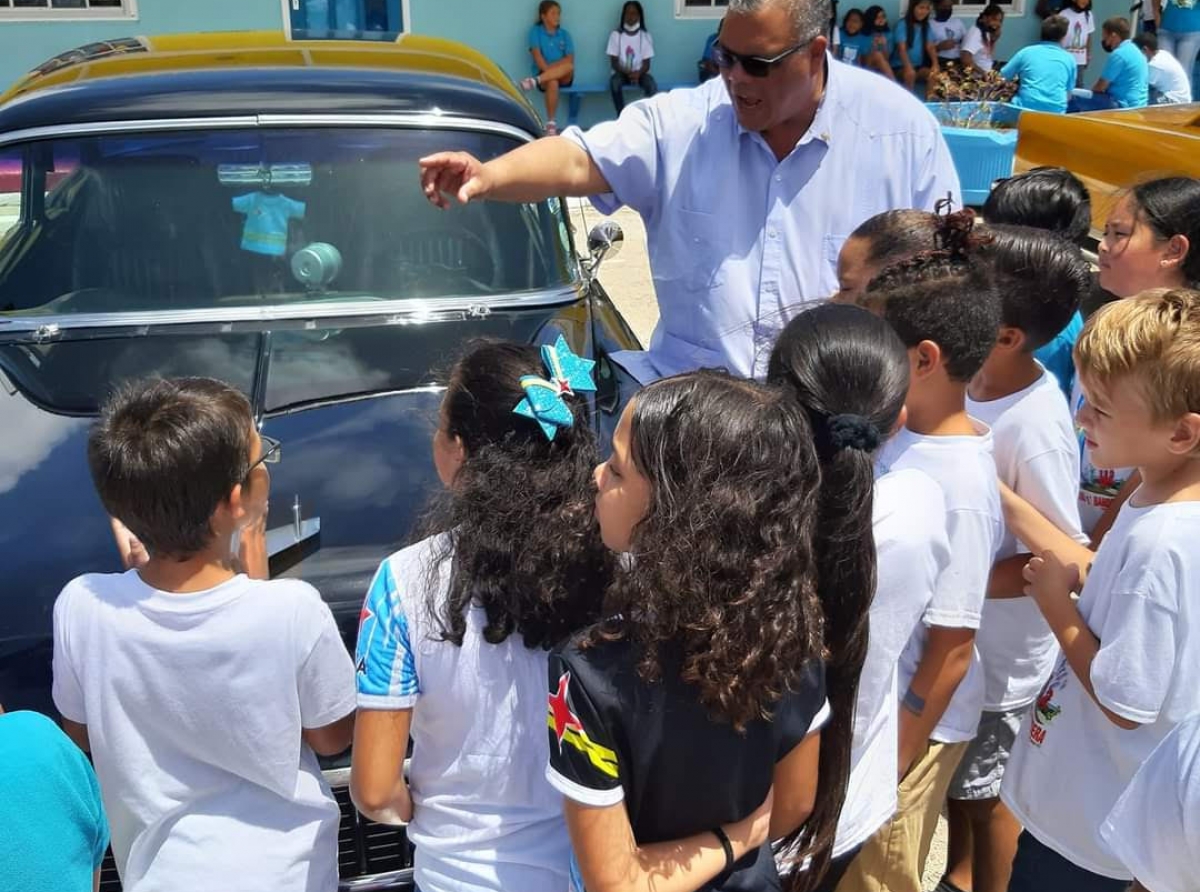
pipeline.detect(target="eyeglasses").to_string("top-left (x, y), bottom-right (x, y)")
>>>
top-left (247, 434), bottom-right (281, 475)
top-left (711, 41), bottom-right (807, 77)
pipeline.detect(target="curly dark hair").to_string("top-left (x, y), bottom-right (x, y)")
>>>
top-left (863, 210), bottom-right (1001, 382)
top-left (983, 224), bottom-right (1091, 351)
top-left (417, 338), bottom-right (613, 650)
top-left (768, 304), bottom-right (908, 889)
top-left (589, 370), bottom-right (824, 732)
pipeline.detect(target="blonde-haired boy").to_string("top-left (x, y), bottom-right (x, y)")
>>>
top-left (1000, 288), bottom-right (1200, 892)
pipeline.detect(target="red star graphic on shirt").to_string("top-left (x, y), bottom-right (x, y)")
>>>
top-left (360, 601), bottom-right (374, 625)
top-left (548, 670), bottom-right (583, 750)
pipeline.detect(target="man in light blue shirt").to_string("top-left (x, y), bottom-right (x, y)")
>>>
top-left (1068, 16), bottom-right (1149, 110)
top-left (1002, 16), bottom-right (1078, 112)
top-left (419, 0), bottom-right (960, 382)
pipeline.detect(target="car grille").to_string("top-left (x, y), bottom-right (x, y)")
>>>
top-left (97, 772), bottom-right (413, 892)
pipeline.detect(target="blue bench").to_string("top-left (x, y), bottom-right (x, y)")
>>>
top-left (560, 81), bottom-right (691, 125)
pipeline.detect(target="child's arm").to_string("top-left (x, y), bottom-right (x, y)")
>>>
top-left (530, 47), bottom-right (550, 73)
top-left (1023, 552), bottom-right (1139, 730)
top-left (61, 717), bottom-right (91, 752)
top-left (350, 709), bottom-right (412, 824)
top-left (897, 626), bottom-right (975, 777)
top-left (769, 731), bottom-right (820, 840)
top-left (999, 482), bottom-right (1095, 579)
top-left (302, 712), bottom-right (354, 756)
top-left (565, 788), bottom-right (773, 892)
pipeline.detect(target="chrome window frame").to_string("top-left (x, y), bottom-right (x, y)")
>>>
top-left (0, 113), bottom-right (585, 337)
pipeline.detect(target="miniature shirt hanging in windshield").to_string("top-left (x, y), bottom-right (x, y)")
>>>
top-left (232, 192), bottom-right (306, 256)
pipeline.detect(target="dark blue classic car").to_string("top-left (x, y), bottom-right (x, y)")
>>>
top-left (0, 31), bottom-right (638, 891)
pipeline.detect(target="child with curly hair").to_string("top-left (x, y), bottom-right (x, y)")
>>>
top-left (350, 337), bottom-right (613, 892)
top-left (548, 370), bottom-right (854, 892)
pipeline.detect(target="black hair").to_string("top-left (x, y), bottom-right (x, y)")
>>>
top-left (842, 6), bottom-right (865, 30)
top-left (982, 167), bottom-right (1092, 247)
top-left (850, 208), bottom-right (941, 268)
top-left (1042, 14), bottom-right (1069, 42)
top-left (862, 4), bottom-right (889, 31)
top-left (1067, 0), bottom-right (1092, 13)
top-left (904, 0), bottom-right (932, 49)
top-left (983, 225), bottom-right (1091, 351)
top-left (1133, 32), bottom-right (1157, 53)
top-left (976, 3), bottom-right (1004, 44)
top-left (1128, 176), bottom-right (1200, 287)
top-left (618, 0), bottom-right (646, 29)
top-left (419, 339), bottom-right (612, 650)
top-left (590, 370), bottom-right (824, 731)
top-left (864, 210), bottom-right (1002, 382)
top-left (536, 0), bottom-right (560, 25)
top-left (88, 377), bottom-right (254, 558)
top-left (1102, 15), bottom-right (1131, 38)
top-left (767, 303), bottom-right (908, 890)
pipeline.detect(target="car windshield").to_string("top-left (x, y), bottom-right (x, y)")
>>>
top-left (0, 127), bottom-right (575, 317)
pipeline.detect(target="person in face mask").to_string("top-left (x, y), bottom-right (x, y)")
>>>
top-left (1067, 16), bottom-right (1150, 110)
top-left (930, 0), bottom-right (968, 66)
top-left (608, 1), bottom-right (658, 112)
top-left (961, 3), bottom-right (1005, 72)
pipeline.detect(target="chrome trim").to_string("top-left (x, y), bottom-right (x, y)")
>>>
top-left (0, 112), bottom-right (533, 151)
top-left (269, 384), bottom-right (445, 417)
top-left (0, 289), bottom-right (580, 335)
top-left (323, 766), bottom-right (353, 788)
top-left (338, 869), bottom-right (414, 891)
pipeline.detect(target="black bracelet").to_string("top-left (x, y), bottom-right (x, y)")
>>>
top-left (712, 825), bottom-right (734, 874)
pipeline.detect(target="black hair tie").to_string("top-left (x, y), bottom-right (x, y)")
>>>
top-left (827, 413), bottom-right (882, 453)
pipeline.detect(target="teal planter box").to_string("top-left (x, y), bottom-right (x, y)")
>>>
top-left (926, 102), bottom-right (1021, 207)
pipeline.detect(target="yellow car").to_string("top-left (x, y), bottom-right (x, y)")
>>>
top-left (1014, 103), bottom-right (1200, 235)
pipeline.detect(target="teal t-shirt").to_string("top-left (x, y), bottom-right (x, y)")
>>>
top-left (0, 711), bottom-right (109, 892)
top-left (892, 20), bottom-right (933, 68)
top-left (838, 31), bottom-right (875, 64)
top-left (528, 23), bottom-right (575, 75)
top-left (1033, 310), bottom-right (1084, 399)
top-left (1162, 0), bottom-right (1200, 33)
top-left (1001, 41), bottom-right (1078, 113)
top-left (231, 192), bottom-right (306, 257)
top-left (1100, 39), bottom-right (1150, 107)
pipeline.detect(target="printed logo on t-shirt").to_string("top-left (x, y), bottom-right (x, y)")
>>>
top-left (1076, 392), bottom-right (1127, 519)
top-left (355, 600), bottom-right (375, 676)
top-left (1030, 658), bottom-right (1069, 746)
top-left (548, 671), bottom-right (619, 778)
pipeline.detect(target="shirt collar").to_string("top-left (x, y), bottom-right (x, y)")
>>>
top-left (732, 53), bottom-right (839, 152)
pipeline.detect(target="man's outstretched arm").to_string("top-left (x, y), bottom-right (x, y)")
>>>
top-left (419, 137), bottom-right (611, 209)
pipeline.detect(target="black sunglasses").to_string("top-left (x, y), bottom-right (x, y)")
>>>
top-left (711, 41), bottom-right (808, 77)
top-left (247, 434), bottom-right (281, 476)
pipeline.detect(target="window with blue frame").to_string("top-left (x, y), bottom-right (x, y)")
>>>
top-left (289, 0), bottom-right (407, 40)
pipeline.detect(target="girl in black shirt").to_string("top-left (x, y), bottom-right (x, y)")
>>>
top-left (547, 370), bottom-right (874, 892)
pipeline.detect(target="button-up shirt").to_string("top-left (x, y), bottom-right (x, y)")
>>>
top-left (564, 56), bottom-right (961, 381)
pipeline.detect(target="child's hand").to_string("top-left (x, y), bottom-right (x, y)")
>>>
top-left (1023, 551), bottom-right (1080, 604)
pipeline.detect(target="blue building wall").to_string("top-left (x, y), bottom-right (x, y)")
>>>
top-left (0, 0), bottom-right (1144, 125)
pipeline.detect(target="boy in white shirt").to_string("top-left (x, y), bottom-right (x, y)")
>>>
top-left (1001, 288), bottom-right (1200, 892)
top-left (1101, 712), bottom-right (1200, 892)
top-left (941, 227), bottom-right (1092, 892)
top-left (53, 377), bottom-right (357, 892)
top-left (839, 215), bottom-right (1004, 892)
top-left (1134, 32), bottom-right (1194, 103)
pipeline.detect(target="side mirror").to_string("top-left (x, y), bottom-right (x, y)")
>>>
top-left (587, 221), bottom-right (624, 274)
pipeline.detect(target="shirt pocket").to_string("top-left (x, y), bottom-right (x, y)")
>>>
top-left (671, 208), bottom-right (729, 293)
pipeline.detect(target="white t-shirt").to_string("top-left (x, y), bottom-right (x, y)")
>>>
top-left (834, 468), bottom-right (951, 856)
top-left (1001, 499), bottom-right (1200, 879)
top-left (1059, 9), bottom-right (1095, 66)
top-left (961, 25), bottom-right (996, 71)
top-left (930, 16), bottom-right (967, 59)
top-left (1071, 378), bottom-right (1135, 535)
top-left (1102, 713), bottom-right (1200, 892)
top-left (606, 28), bottom-right (655, 74)
top-left (1148, 50), bottom-right (1193, 103)
top-left (52, 571), bottom-right (356, 892)
top-left (880, 422), bottom-right (1003, 743)
top-left (968, 369), bottom-right (1086, 711)
top-left (355, 534), bottom-right (571, 892)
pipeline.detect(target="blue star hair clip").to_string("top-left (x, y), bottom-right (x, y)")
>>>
top-left (513, 334), bottom-right (597, 440)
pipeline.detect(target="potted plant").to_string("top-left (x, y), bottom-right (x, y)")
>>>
top-left (926, 70), bottom-right (1021, 206)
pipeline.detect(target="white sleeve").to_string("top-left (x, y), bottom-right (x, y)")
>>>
top-left (643, 32), bottom-right (655, 59)
top-left (1101, 720), bottom-right (1200, 892)
top-left (560, 95), bottom-right (664, 217)
top-left (51, 583), bottom-right (87, 724)
top-left (606, 31), bottom-right (620, 57)
top-left (924, 508), bottom-right (994, 629)
top-left (1094, 578), bottom-right (1176, 725)
top-left (961, 26), bottom-right (984, 56)
top-left (296, 588), bottom-right (358, 729)
top-left (1013, 448), bottom-right (1088, 549)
